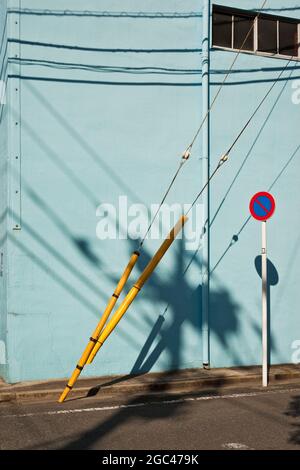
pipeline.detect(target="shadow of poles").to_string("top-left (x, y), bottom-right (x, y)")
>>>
top-left (26, 388), bottom-right (218, 450)
top-left (254, 256), bottom-right (279, 365)
top-left (57, 391), bottom-right (215, 450)
top-left (88, 230), bottom-right (241, 396)
top-left (84, 235), bottom-right (201, 395)
top-left (87, 236), bottom-right (200, 395)
top-left (51, 387), bottom-right (300, 450)
top-left (56, 272), bottom-right (239, 449)
top-left (96, 233), bottom-right (205, 392)
top-left (9, 170), bottom-right (197, 366)
top-left (9, 83), bottom-right (298, 378)
top-left (85, 303), bottom-right (178, 398)
top-left (16, 228), bottom-right (241, 450)
top-left (56, 275), bottom-right (240, 449)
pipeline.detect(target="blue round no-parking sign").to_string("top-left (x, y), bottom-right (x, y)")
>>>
top-left (249, 191), bottom-right (276, 221)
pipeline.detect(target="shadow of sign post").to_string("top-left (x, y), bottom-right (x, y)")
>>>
top-left (254, 255), bottom-right (279, 374)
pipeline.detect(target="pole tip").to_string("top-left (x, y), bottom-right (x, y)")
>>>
top-left (181, 215), bottom-right (189, 224)
top-left (86, 353), bottom-right (94, 364)
top-left (58, 388), bottom-right (69, 403)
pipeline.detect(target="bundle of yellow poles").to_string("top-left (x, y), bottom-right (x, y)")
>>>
top-left (59, 215), bottom-right (188, 403)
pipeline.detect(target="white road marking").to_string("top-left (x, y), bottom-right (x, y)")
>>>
top-left (1, 387), bottom-right (299, 419)
top-left (222, 442), bottom-right (254, 450)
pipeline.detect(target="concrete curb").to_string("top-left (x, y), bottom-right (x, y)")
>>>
top-left (1, 365), bottom-right (300, 403)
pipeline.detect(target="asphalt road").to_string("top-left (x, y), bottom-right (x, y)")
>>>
top-left (0, 384), bottom-right (300, 450)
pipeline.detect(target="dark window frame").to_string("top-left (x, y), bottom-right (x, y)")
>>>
top-left (212, 4), bottom-right (300, 61)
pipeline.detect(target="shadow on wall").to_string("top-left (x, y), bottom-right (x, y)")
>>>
top-left (9, 9), bottom-right (203, 19)
top-left (8, 182), bottom-right (242, 380)
top-left (8, 215), bottom-right (243, 451)
top-left (211, 143), bottom-right (300, 275)
top-left (6, 44), bottom-right (295, 384)
top-left (1, 5), bottom-right (297, 449)
top-left (6, 59), bottom-right (244, 382)
top-left (7, 6), bottom-right (300, 17)
top-left (254, 256), bottom-right (279, 365)
top-left (128, 236), bottom-right (239, 375)
top-left (85, 234), bottom-right (240, 398)
top-left (5, 5), bottom-right (300, 88)
top-left (3, 4), bottom-right (296, 384)
top-left (8, 57), bottom-right (300, 87)
top-left (19, 234), bottom-right (242, 451)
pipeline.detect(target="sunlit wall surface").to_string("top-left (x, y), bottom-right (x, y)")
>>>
top-left (0, 0), bottom-right (299, 382)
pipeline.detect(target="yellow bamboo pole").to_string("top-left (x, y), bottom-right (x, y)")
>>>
top-left (58, 251), bottom-right (140, 403)
top-left (85, 215), bottom-right (187, 366)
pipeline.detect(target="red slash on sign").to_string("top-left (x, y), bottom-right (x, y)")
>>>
top-left (249, 192), bottom-right (275, 221)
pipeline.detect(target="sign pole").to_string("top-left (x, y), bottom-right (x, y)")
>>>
top-left (249, 191), bottom-right (275, 388)
top-left (261, 220), bottom-right (268, 387)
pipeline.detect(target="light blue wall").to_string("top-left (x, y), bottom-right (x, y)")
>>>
top-left (4, 0), bottom-right (204, 383)
top-left (209, 0), bottom-right (300, 367)
top-left (1, 0), bottom-right (300, 383)
top-left (0, 0), bottom-right (8, 379)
